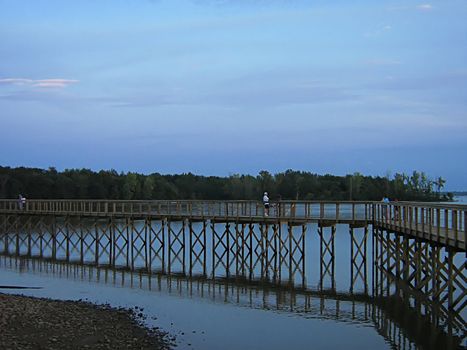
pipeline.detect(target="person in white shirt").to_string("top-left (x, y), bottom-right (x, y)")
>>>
top-left (263, 192), bottom-right (270, 216)
top-left (18, 194), bottom-right (26, 210)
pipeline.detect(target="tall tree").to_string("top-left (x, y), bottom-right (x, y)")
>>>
top-left (435, 176), bottom-right (446, 194)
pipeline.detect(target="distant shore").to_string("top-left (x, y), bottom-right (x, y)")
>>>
top-left (0, 293), bottom-right (174, 349)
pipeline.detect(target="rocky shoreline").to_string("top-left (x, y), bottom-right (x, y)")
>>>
top-left (0, 293), bottom-right (174, 349)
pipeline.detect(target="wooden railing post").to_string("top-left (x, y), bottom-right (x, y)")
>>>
top-left (436, 208), bottom-right (441, 243)
top-left (409, 206), bottom-right (413, 232)
top-left (421, 208), bottom-right (425, 238)
top-left (464, 210), bottom-right (467, 251)
top-left (452, 209), bottom-right (458, 246)
top-left (444, 209), bottom-right (449, 246)
top-left (398, 204), bottom-right (402, 231)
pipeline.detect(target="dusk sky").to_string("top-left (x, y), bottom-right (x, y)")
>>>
top-left (1, 0), bottom-right (466, 189)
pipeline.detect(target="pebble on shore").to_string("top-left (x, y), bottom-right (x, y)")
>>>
top-left (0, 293), bottom-right (174, 349)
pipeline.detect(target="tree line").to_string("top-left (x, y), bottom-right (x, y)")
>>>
top-left (0, 166), bottom-right (452, 201)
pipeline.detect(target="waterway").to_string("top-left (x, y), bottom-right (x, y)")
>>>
top-left (0, 199), bottom-right (465, 349)
top-left (454, 195), bottom-right (467, 204)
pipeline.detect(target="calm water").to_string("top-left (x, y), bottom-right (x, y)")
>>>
top-left (0, 199), bottom-right (466, 349)
top-left (454, 195), bottom-right (467, 204)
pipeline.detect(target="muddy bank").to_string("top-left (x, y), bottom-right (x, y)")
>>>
top-left (0, 293), bottom-right (174, 349)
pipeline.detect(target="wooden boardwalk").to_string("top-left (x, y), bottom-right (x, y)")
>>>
top-left (0, 199), bottom-right (465, 251)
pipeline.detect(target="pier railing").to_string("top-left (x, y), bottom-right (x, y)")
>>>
top-left (374, 201), bottom-right (466, 250)
top-left (0, 199), bottom-right (373, 222)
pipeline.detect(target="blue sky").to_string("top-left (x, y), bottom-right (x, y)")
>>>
top-left (0, 0), bottom-right (466, 189)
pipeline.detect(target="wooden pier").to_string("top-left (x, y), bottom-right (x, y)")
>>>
top-left (0, 199), bottom-right (465, 344)
top-left (0, 199), bottom-right (464, 249)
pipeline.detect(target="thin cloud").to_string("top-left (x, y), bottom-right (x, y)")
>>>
top-left (364, 25), bottom-right (392, 38)
top-left (417, 4), bottom-right (433, 11)
top-left (0, 78), bottom-right (78, 88)
top-left (34, 79), bottom-right (79, 88)
top-left (367, 71), bottom-right (467, 91)
top-left (0, 78), bottom-right (33, 85)
top-left (387, 4), bottom-right (434, 12)
top-left (365, 59), bottom-right (402, 66)
top-left (104, 83), bottom-right (354, 109)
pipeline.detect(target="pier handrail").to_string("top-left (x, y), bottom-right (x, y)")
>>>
top-left (373, 201), bottom-right (466, 250)
top-left (0, 199), bottom-right (375, 222)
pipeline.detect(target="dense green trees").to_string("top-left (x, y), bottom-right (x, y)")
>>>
top-left (0, 166), bottom-right (452, 201)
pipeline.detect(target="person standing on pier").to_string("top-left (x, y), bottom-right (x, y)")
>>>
top-left (18, 194), bottom-right (26, 210)
top-left (381, 196), bottom-right (389, 218)
top-left (276, 194), bottom-right (282, 217)
top-left (393, 198), bottom-right (399, 220)
top-left (263, 192), bottom-right (270, 216)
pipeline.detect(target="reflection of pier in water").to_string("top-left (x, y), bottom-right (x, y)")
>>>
top-left (0, 253), bottom-right (463, 350)
top-left (0, 199), bottom-right (466, 348)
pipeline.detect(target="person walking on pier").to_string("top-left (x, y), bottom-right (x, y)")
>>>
top-left (18, 194), bottom-right (26, 210)
top-left (263, 192), bottom-right (270, 216)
